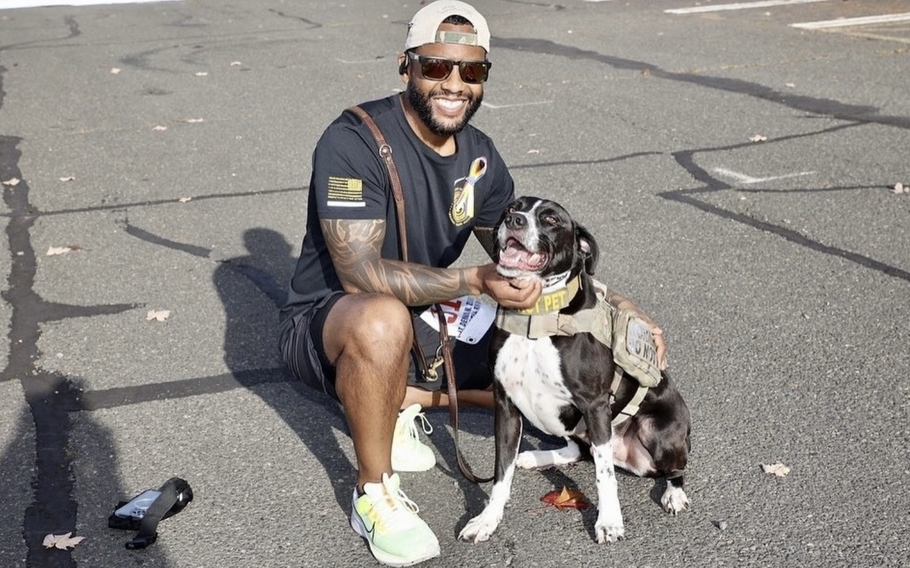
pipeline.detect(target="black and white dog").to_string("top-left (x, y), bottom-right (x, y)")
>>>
top-left (459, 196), bottom-right (691, 545)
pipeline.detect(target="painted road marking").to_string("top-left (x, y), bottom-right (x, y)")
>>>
top-left (0, 0), bottom-right (180, 8)
top-left (791, 12), bottom-right (910, 29)
top-left (482, 100), bottom-right (553, 110)
top-left (666, 0), bottom-right (831, 15)
top-left (389, 90), bottom-right (551, 110)
top-left (713, 168), bottom-right (815, 185)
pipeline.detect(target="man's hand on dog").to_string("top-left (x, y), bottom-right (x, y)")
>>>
top-left (478, 263), bottom-right (542, 310)
top-left (607, 292), bottom-right (668, 370)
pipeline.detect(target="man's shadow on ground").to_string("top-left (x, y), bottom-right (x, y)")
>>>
top-left (212, 227), bottom-right (356, 510)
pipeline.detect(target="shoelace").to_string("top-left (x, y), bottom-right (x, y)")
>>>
top-left (375, 480), bottom-right (420, 531)
top-left (414, 411), bottom-right (433, 437)
top-left (399, 409), bottom-right (433, 443)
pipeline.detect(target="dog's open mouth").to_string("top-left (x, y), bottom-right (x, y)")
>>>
top-left (498, 237), bottom-right (548, 273)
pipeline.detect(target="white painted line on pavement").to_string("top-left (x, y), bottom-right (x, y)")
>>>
top-left (0, 0), bottom-right (180, 9)
top-left (337, 58), bottom-right (389, 65)
top-left (791, 12), bottom-right (910, 29)
top-left (714, 168), bottom-right (815, 185)
top-left (391, 88), bottom-right (551, 110)
top-left (482, 100), bottom-right (553, 110)
top-left (666, 0), bottom-right (830, 15)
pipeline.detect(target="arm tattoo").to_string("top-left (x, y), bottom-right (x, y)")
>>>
top-left (321, 219), bottom-right (476, 305)
top-left (472, 226), bottom-right (498, 260)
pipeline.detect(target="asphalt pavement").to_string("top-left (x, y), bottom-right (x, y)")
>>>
top-left (1, 0), bottom-right (909, 567)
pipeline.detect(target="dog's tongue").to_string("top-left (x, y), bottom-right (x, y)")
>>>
top-left (499, 239), bottom-right (547, 271)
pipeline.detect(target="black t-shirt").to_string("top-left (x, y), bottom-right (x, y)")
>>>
top-left (278, 94), bottom-right (515, 337)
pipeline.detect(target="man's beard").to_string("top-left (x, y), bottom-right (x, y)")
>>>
top-left (407, 82), bottom-right (483, 137)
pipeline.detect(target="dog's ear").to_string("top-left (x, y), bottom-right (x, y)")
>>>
top-left (576, 224), bottom-right (599, 275)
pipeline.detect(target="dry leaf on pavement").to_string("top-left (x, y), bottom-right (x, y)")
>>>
top-left (146, 310), bottom-right (171, 322)
top-left (59, 176), bottom-right (75, 182)
top-left (46, 245), bottom-right (81, 256)
top-left (761, 462), bottom-right (791, 477)
top-left (891, 183), bottom-right (907, 194)
top-left (541, 486), bottom-right (589, 510)
top-left (2, 177), bottom-right (20, 187)
top-left (43, 532), bottom-right (85, 550)
top-left (749, 134), bottom-right (768, 143)
top-left (178, 196), bottom-right (192, 203)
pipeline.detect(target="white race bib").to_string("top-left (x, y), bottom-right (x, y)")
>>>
top-left (419, 296), bottom-right (497, 344)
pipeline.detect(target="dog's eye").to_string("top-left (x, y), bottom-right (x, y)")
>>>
top-left (544, 215), bottom-right (559, 226)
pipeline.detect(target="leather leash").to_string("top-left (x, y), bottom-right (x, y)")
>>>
top-left (349, 102), bottom-right (492, 484)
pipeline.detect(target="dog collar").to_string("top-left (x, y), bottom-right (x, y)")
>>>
top-left (541, 269), bottom-right (572, 291)
top-left (495, 277), bottom-right (614, 348)
top-left (512, 275), bottom-right (580, 316)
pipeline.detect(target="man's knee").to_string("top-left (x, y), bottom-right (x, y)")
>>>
top-left (325, 294), bottom-right (413, 362)
top-left (356, 295), bottom-right (413, 343)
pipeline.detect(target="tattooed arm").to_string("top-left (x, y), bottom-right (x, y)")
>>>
top-left (321, 218), bottom-right (539, 309)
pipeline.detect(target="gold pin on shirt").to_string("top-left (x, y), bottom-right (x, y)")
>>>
top-left (449, 157), bottom-right (487, 225)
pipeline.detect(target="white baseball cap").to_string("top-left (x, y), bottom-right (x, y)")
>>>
top-left (404, 0), bottom-right (491, 53)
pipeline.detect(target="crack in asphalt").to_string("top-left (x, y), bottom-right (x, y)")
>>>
top-left (659, 122), bottom-right (910, 283)
top-left (0, 185), bottom-right (303, 220)
top-left (1, 133), bottom-right (134, 567)
top-left (497, 37), bottom-right (910, 130)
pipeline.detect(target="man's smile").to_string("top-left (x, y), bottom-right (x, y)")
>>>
top-left (433, 96), bottom-right (468, 117)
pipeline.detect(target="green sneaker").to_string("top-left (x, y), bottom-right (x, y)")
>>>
top-left (392, 404), bottom-right (436, 472)
top-left (350, 473), bottom-right (440, 566)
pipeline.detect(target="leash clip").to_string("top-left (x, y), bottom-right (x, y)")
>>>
top-left (424, 344), bottom-right (444, 381)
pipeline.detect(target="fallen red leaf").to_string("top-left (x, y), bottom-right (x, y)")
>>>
top-left (541, 486), bottom-right (589, 510)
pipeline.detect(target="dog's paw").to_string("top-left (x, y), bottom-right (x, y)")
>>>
top-left (516, 444), bottom-right (582, 470)
top-left (458, 513), bottom-right (501, 544)
top-left (594, 521), bottom-right (625, 544)
top-left (515, 450), bottom-right (542, 470)
top-left (660, 485), bottom-right (690, 515)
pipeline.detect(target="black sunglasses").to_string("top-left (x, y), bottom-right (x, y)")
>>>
top-left (407, 53), bottom-right (492, 84)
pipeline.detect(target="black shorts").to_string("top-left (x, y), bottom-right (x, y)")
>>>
top-left (279, 293), bottom-right (494, 403)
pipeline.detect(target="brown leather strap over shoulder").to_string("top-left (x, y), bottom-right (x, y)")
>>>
top-left (348, 105), bottom-right (408, 261)
top-left (348, 104), bottom-right (428, 372)
top-left (348, 103), bottom-right (491, 484)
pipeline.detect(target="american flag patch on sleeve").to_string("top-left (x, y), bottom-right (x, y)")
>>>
top-left (326, 177), bottom-right (366, 207)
